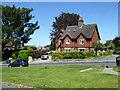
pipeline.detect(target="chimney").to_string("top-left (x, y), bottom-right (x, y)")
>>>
top-left (78, 17), bottom-right (84, 27)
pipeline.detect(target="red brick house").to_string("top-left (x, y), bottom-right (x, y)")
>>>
top-left (55, 17), bottom-right (101, 52)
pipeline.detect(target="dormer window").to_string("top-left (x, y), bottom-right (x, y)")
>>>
top-left (79, 39), bottom-right (84, 44)
top-left (66, 40), bottom-right (70, 45)
top-left (68, 30), bottom-right (70, 33)
top-left (73, 29), bottom-right (76, 32)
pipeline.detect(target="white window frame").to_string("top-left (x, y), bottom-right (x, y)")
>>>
top-left (59, 40), bottom-right (61, 45)
top-left (66, 40), bottom-right (70, 45)
top-left (79, 39), bottom-right (84, 44)
top-left (65, 48), bottom-right (71, 52)
top-left (78, 48), bottom-right (85, 52)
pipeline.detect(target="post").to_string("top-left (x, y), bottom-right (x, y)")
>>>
top-left (28, 56), bottom-right (33, 63)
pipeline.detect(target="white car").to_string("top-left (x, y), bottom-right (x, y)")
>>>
top-left (41, 51), bottom-right (53, 60)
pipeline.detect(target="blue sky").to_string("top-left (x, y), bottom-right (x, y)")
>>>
top-left (2, 2), bottom-right (118, 47)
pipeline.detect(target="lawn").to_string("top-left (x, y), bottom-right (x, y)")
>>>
top-left (113, 66), bottom-right (120, 72)
top-left (2, 65), bottom-right (118, 88)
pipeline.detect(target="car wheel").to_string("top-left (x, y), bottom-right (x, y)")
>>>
top-left (8, 65), bottom-right (11, 67)
top-left (20, 65), bottom-right (23, 67)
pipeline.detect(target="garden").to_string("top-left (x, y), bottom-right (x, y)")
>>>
top-left (2, 65), bottom-right (118, 88)
top-left (51, 50), bottom-right (113, 60)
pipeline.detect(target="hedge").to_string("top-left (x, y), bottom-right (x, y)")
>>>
top-left (31, 50), bottom-right (50, 58)
top-left (51, 51), bottom-right (87, 60)
top-left (17, 49), bottom-right (33, 60)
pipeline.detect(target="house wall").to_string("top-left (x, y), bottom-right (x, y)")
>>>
top-left (90, 28), bottom-right (100, 52)
top-left (55, 27), bottom-right (100, 52)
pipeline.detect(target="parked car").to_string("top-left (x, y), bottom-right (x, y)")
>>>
top-left (113, 49), bottom-right (120, 54)
top-left (8, 59), bottom-right (29, 67)
top-left (41, 51), bottom-right (53, 60)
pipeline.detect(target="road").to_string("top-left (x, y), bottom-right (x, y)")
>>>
top-left (1, 55), bottom-right (119, 68)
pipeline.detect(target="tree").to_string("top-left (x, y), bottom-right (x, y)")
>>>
top-left (30, 46), bottom-right (37, 50)
top-left (49, 40), bottom-right (55, 50)
top-left (2, 5), bottom-right (40, 50)
top-left (50, 12), bottom-right (80, 40)
top-left (104, 40), bottom-right (112, 47)
top-left (107, 43), bottom-right (115, 50)
top-left (92, 42), bottom-right (103, 54)
top-left (118, 40), bottom-right (120, 46)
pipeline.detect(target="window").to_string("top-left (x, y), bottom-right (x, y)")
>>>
top-left (79, 49), bottom-right (84, 52)
top-left (65, 48), bottom-right (71, 52)
top-left (79, 39), bottom-right (84, 44)
top-left (68, 30), bottom-right (70, 33)
top-left (66, 40), bottom-right (70, 45)
top-left (73, 29), bottom-right (76, 32)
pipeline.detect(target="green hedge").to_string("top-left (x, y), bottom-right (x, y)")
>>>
top-left (52, 51), bottom-right (87, 60)
top-left (17, 49), bottom-right (33, 60)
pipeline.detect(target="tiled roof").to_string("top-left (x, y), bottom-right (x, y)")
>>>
top-left (60, 24), bottom-right (99, 39)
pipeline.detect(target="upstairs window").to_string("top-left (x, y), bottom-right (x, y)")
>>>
top-left (66, 40), bottom-right (70, 45)
top-left (79, 39), bottom-right (84, 44)
top-left (73, 29), bottom-right (76, 32)
top-left (68, 30), bottom-right (70, 33)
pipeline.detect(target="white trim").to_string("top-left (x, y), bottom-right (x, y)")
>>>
top-left (78, 48), bottom-right (85, 49)
top-left (65, 48), bottom-right (71, 49)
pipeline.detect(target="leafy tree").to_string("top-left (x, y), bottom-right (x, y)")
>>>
top-left (30, 46), bottom-right (36, 50)
top-left (2, 5), bottom-right (40, 50)
top-left (107, 43), bottom-right (115, 50)
top-left (92, 42), bottom-right (103, 54)
top-left (104, 40), bottom-right (112, 47)
top-left (50, 12), bottom-right (80, 40)
top-left (49, 40), bottom-right (55, 50)
top-left (118, 40), bottom-right (120, 46)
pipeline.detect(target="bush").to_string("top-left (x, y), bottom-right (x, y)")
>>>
top-left (31, 50), bottom-right (50, 58)
top-left (12, 51), bottom-right (19, 59)
top-left (86, 52), bottom-right (91, 57)
top-left (91, 50), bottom-right (94, 56)
top-left (17, 49), bottom-right (33, 60)
top-left (105, 51), bottom-right (108, 56)
top-left (52, 51), bottom-right (86, 60)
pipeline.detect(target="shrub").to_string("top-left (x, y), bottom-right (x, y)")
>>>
top-left (105, 51), bottom-right (108, 56)
top-left (86, 52), bottom-right (91, 57)
top-left (102, 52), bottom-right (105, 56)
top-left (52, 51), bottom-right (86, 60)
top-left (91, 50), bottom-right (94, 56)
top-left (12, 51), bottom-right (19, 59)
top-left (17, 49), bottom-right (33, 60)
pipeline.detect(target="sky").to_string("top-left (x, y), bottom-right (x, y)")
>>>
top-left (2, 2), bottom-right (118, 47)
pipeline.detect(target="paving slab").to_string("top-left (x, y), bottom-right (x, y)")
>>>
top-left (100, 68), bottom-right (119, 75)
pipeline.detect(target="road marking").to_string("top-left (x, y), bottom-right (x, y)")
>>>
top-left (80, 68), bottom-right (93, 72)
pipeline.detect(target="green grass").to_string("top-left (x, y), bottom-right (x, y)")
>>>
top-left (113, 66), bottom-right (120, 72)
top-left (2, 65), bottom-right (118, 88)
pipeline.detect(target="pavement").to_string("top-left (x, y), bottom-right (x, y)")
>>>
top-left (100, 68), bottom-right (119, 75)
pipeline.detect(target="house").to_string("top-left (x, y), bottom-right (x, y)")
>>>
top-left (4, 41), bottom-right (15, 50)
top-left (55, 17), bottom-right (101, 52)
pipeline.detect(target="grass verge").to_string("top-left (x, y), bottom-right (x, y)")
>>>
top-left (2, 65), bottom-right (118, 88)
top-left (113, 66), bottom-right (120, 72)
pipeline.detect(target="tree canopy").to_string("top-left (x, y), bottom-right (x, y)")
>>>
top-left (104, 40), bottom-right (112, 47)
top-left (92, 42), bottom-right (103, 53)
top-left (2, 5), bottom-right (40, 50)
top-left (50, 12), bottom-right (80, 40)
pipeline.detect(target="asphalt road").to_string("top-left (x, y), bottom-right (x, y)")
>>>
top-left (1, 55), bottom-right (119, 68)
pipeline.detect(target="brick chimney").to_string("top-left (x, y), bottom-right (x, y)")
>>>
top-left (78, 17), bottom-right (84, 27)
